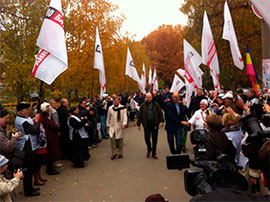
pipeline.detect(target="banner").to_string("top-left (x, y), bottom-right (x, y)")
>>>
top-left (125, 47), bottom-right (146, 94)
top-left (202, 11), bottom-right (220, 92)
top-left (152, 68), bottom-right (158, 92)
top-left (170, 74), bottom-right (185, 93)
top-left (222, 1), bottom-right (244, 70)
top-left (32, 0), bottom-right (67, 85)
top-left (94, 27), bottom-right (106, 97)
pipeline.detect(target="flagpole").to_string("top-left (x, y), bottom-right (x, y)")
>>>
top-left (91, 69), bottom-right (95, 97)
top-left (38, 81), bottom-right (44, 110)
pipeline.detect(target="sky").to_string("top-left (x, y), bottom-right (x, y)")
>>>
top-left (112, 0), bottom-right (188, 41)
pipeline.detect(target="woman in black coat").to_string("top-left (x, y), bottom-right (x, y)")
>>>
top-left (68, 107), bottom-right (90, 168)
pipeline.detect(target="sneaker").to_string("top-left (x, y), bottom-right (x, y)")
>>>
top-left (152, 154), bottom-right (158, 159)
top-left (146, 152), bottom-right (150, 158)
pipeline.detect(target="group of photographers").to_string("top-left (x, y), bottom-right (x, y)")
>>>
top-left (175, 88), bottom-right (270, 201)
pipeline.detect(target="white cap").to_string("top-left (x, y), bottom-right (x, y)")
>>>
top-left (222, 92), bottom-right (233, 99)
top-left (200, 99), bottom-right (208, 105)
top-left (40, 102), bottom-right (50, 112)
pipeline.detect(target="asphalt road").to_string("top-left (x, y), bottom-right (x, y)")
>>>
top-left (16, 124), bottom-right (192, 201)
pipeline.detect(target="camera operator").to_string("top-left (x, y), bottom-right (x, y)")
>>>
top-left (198, 114), bottom-right (236, 163)
top-left (191, 139), bottom-right (270, 201)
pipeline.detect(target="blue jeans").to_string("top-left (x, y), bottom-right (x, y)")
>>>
top-left (100, 115), bottom-right (108, 138)
top-left (167, 128), bottom-right (182, 154)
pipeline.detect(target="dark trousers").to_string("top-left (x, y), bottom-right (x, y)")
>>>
top-left (167, 128), bottom-right (182, 154)
top-left (143, 122), bottom-right (159, 155)
top-left (22, 141), bottom-right (37, 195)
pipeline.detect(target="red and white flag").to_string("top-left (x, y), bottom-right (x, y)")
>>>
top-left (152, 68), bottom-right (158, 92)
top-left (184, 39), bottom-right (203, 89)
top-left (202, 11), bottom-right (220, 92)
top-left (32, 0), bottom-right (67, 85)
top-left (250, 0), bottom-right (270, 26)
top-left (222, 1), bottom-right (244, 70)
top-left (177, 68), bottom-right (193, 107)
top-left (141, 63), bottom-right (146, 88)
top-left (125, 47), bottom-right (146, 94)
top-left (148, 66), bottom-right (152, 87)
top-left (94, 27), bottom-right (106, 97)
top-left (170, 74), bottom-right (185, 93)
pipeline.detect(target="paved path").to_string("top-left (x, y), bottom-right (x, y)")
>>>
top-left (16, 124), bottom-right (192, 201)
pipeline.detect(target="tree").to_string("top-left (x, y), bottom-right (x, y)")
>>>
top-left (180, 0), bottom-right (262, 89)
top-left (0, 0), bottom-right (50, 102)
top-left (141, 25), bottom-right (184, 87)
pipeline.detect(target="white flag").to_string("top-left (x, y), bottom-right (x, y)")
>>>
top-left (202, 11), bottom-right (220, 91)
top-left (148, 66), bottom-right (152, 87)
top-left (177, 68), bottom-right (195, 107)
top-left (170, 74), bottom-right (185, 93)
top-left (32, 0), bottom-right (67, 85)
top-left (125, 47), bottom-right (146, 94)
top-left (222, 1), bottom-right (244, 70)
top-left (141, 63), bottom-right (146, 88)
top-left (94, 27), bottom-right (106, 97)
top-left (152, 68), bottom-right (158, 92)
top-left (250, 0), bottom-right (270, 26)
top-left (184, 39), bottom-right (204, 89)
top-left (177, 68), bottom-right (185, 78)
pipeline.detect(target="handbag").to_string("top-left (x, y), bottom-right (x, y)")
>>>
top-left (38, 124), bottom-right (47, 147)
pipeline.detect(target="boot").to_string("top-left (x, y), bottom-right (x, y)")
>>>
top-left (38, 170), bottom-right (47, 182)
top-left (34, 172), bottom-right (45, 186)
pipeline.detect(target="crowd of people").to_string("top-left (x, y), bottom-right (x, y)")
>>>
top-left (0, 86), bottom-right (269, 201)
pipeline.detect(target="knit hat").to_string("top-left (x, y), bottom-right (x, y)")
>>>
top-left (16, 102), bottom-right (30, 112)
top-left (0, 155), bottom-right (9, 167)
top-left (40, 102), bottom-right (50, 112)
top-left (200, 99), bottom-right (208, 106)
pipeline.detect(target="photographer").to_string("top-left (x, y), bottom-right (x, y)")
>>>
top-left (0, 109), bottom-right (23, 180)
top-left (0, 155), bottom-right (24, 202)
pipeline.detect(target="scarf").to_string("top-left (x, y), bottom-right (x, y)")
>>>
top-left (112, 105), bottom-right (126, 122)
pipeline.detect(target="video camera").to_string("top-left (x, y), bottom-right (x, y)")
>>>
top-left (166, 130), bottom-right (248, 196)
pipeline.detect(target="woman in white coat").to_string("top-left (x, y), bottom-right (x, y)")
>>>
top-left (106, 97), bottom-right (127, 160)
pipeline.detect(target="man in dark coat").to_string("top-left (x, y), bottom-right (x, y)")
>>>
top-left (165, 92), bottom-right (186, 154)
top-left (137, 93), bottom-right (164, 159)
top-left (57, 98), bottom-right (70, 160)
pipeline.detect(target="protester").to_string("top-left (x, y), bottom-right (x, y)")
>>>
top-left (246, 88), bottom-right (258, 108)
top-left (128, 94), bottom-right (137, 125)
top-left (0, 109), bottom-right (22, 178)
top-left (222, 112), bottom-right (248, 168)
top-left (15, 103), bottom-right (41, 196)
top-left (68, 106), bottom-right (90, 168)
top-left (40, 102), bottom-right (61, 175)
top-left (0, 155), bottom-right (23, 202)
top-left (188, 88), bottom-right (207, 117)
top-left (137, 93), bottom-right (164, 159)
top-left (49, 99), bottom-right (59, 127)
top-left (57, 98), bottom-right (70, 160)
top-left (97, 96), bottom-right (109, 139)
top-left (165, 92), bottom-right (186, 154)
top-left (106, 97), bottom-right (127, 160)
top-left (182, 99), bottom-right (208, 130)
top-left (203, 114), bottom-right (236, 163)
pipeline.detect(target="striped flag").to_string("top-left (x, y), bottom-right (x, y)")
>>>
top-left (246, 45), bottom-right (262, 91)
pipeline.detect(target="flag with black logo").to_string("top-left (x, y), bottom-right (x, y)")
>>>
top-left (125, 47), bottom-right (146, 94)
top-left (32, 0), bottom-right (67, 85)
top-left (94, 27), bottom-right (106, 97)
